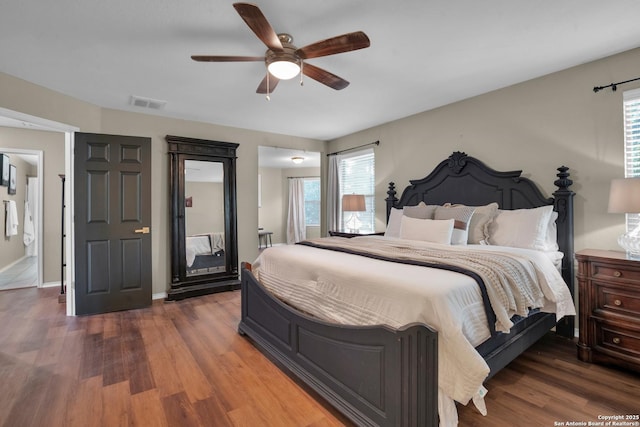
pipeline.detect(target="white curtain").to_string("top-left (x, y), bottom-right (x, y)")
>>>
top-left (24, 177), bottom-right (38, 256)
top-left (326, 154), bottom-right (341, 233)
top-left (287, 178), bottom-right (306, 244)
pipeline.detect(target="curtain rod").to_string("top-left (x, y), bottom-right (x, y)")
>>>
top-left (593, 76), bottom-right (640, 93)
top-left (326, 140), bottom-right (379, 157)
top-left (287, 176), bottom-right (319, 179)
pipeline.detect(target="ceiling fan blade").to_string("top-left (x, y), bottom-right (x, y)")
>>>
top-left (233, 3), bottom-right (283, 51)
top-left (302, 63), bottom-right (349, 90)
top-left (296, 31), bottom-right (370, 59)
top-left (256, 74), bottom-right (280, 94)
top-left (191, 55), bottom-right (264, 62)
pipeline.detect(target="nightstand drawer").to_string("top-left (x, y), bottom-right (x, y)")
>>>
top-left (596, 286), bottom-right (640, 317)
top-left (595, 323), bottom-right (640, 360)
top-left (592, 261), bottom-right (640, 283)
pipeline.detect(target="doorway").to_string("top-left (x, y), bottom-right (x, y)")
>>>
top-left (257, 146), bottom-right (322, 246)
top-left (0, 107), bottom-right (77, 315)
top-left (0, 148), bottom-right (42, 291)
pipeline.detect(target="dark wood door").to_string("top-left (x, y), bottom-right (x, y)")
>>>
top-left (74, 132), bottom-right (152, 315)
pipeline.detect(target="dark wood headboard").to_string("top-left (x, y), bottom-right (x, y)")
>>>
top-left (385, 151), bottom-right (575, 337)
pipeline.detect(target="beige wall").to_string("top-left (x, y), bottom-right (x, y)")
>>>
top-left (0, 128), bottom-right (64, 283)
top-left (184, 181), bottom-right (224, 236)
top-left (0, 71), bottom-right (326, 297)
top-left (3, 45), bottom-right (639, 300)
top-left (329, 47), bottom-right (640, 255)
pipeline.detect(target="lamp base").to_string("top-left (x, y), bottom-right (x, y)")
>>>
top-left (618, 232), bottom-right (640, 259)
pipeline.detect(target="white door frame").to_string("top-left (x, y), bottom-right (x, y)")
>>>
top-left (0, 107), bottom-right (79, 315)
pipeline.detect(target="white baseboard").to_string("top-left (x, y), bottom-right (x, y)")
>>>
top-left (153, 292), bottom-right (167, 300)
top-left (43, 282), bottom-right (166, 301)
top-left (41, 281), bottom-right (61, 288)
top-left (0, 255), bottom-right (28, 274)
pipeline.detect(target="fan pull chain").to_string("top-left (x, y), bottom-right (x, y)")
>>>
top-left (300, 62), bottom-right (304, 87)
top-left (266, 72), bottom-right (271, 101)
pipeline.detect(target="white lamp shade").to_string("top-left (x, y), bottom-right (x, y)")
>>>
top-left (608, 178), bottom-right (640, 213)
top-left (342, 194), bottom-right (366, 212)
top-left (267, 60), bottom-right (300, 80)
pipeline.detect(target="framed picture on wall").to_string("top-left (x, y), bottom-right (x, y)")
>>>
top-left (0, 154), bottom-right (8, 187)
top-left (8, 164), bottom-right (16, 195)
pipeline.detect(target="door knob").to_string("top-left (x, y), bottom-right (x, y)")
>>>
top-left (134, 226), bottom-right (150, 234)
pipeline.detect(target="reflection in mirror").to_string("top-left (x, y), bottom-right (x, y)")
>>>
top-left (184, 160), bottom-right (225, 276)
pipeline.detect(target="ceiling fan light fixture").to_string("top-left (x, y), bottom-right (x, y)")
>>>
top-left (268, 59), bottom-right (300, 80)
top-left (291, 156), bottom-right (304, 164)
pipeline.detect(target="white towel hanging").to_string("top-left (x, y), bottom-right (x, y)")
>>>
top-left (5, 200), bottom-right (18, 237)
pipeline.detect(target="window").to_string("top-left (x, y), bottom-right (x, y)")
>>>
top-left (339, 148), bottom-right (375, 232)
top-left (303, 178), bottom-right (320, 226)
top-left (624, 89), bottom-right (640, 231)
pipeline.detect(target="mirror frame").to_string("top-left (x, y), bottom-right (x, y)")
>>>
top-left (166, 135), bottom-right (240, 300)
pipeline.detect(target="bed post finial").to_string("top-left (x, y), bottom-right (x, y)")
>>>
top-left (386, 182), bottom-right (397, 222)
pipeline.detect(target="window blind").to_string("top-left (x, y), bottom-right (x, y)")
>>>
top-left (338, 148), bottom-right (375, 232)
top-left (623, 88), bottom-right (640, 231)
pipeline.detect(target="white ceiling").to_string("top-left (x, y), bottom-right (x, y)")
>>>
top-left (2, 1), bottom-right (640, 141)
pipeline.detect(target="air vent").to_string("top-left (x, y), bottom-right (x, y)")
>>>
top-left (129, 95), bottom-right (167, 110)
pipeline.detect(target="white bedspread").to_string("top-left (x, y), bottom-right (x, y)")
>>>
top-left (252, 236), bottom-right (575, 427)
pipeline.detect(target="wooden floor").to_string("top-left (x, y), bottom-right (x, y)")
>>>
top-left (1, 287), bottom-right (638, 427)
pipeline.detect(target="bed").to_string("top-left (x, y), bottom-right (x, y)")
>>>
top-left (186, 232), bottom-right (225, 275)
top-left (238, 151), bottom-right (575, 426)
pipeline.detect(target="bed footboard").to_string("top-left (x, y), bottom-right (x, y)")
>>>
top-left (238, 264), bottom-right (439, 427)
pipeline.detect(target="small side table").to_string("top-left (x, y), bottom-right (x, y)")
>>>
top-left (258, 230), bottom-right (273, 248)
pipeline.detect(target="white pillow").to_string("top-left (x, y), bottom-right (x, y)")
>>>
top-left (545, 211), bottom-right (559, 251)
top-left (399, 216), bottom-right (454, 244)
top-left (486, 205), bottom-right (557, 251)
top-left (385, 207), bottom-right (403, 238)
top-left (434, 205), bottom-right (476, 245)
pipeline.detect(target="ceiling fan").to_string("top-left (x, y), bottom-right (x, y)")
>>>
top-left (191, 3), bottom-right (370, 97)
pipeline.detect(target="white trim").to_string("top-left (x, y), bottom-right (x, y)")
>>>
top-left (153, 292), bottom-right (167, 300)
top-left (0, 107), bottom-right (78, 315)
top-left (41, 281), bottom-right (61, 288)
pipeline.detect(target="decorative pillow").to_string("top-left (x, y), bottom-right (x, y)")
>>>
top-left (384, 207), bottom-right (403, 238)
top-left (434, 205), bottom-right (476, 245)
top-left (446, 202), bottom-right (499, 244)
top-left (399, 216), bottom-right (454, 244)
top-left (467, 202), bottom-right (499, 244)
top-left (485, 205), bottom-right (557, 251)
top-left (403, 201), bottom-right (437, 219)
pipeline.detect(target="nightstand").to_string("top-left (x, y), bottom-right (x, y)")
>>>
top-left (576, 249), bottom-right (640, 372)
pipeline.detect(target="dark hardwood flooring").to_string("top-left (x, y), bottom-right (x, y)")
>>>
top-left (1, 287), bottom-right (638, 427)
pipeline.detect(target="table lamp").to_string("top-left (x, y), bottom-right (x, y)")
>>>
top-left (608, 177), bottom-right (640, 257)
top-left (342, 194), bottom-right (366, 233)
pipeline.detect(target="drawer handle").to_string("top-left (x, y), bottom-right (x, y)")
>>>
top-left (613, 271), bottom-right (622, 277)
top-left (612, 337), bottom-right (621, 345)
top-left (614, 299), bottom-right (622, 306)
